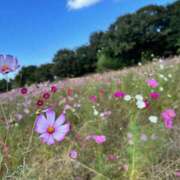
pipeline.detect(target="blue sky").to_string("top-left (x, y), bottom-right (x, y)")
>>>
top-left (0, 0), bottom-right (174, 70)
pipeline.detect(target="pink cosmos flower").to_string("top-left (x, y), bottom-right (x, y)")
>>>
top-left (0, 55), bottom-right (19, 74)
top-left (161, 109), bottom-right (176, 120)
top-left (93, 135), bottom-right (106, 144)
top-left (34, 110), bottom-right (70, 145)
top-left (85, 134), bottom-right (106, 144)
top-left (149, 92), bottom-right (160, 100)
top-left (89, 95), bottom-right (97, 103)
top-left (99, 88), bottom-right (105, 96)
top-left (107, 154), bottom-right (118, 161)
top-left (161, 109), bottom-right (176, 129)
top-left (67, 88), bottom-right (73, 96)
top-left (176, 171), bottom-right (180, 177)
top-left (69, 150), bottom-right (78, 159)
top-left (113, 91), bottom-right (125, 98)
top-left (122, 164), bottom-right (129, 172)
top-left (147, 79), bottom-right (158, 88)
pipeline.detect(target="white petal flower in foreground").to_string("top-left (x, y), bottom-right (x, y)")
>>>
top-left (148, 116), bottom-right (158, 123)
top-left (135, 94), bottom-right (143, 101)
top-left (124, 95), bottom-right (132, 101)
top-left (136, 100), bottom-right (146, 109)
top-left (159, 87), bottom-right (164, 92)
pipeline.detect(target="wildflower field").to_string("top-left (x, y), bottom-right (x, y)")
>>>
top-left (0, 57), bottom-right (180, 180)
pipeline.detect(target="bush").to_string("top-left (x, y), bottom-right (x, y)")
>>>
top-left (141, 51), bottom-right (154, 63)
top-left (96, 53), bottom-right (122, 72)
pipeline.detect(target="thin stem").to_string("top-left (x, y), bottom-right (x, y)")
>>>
top-left (130, 144), bottom-right (135, 180)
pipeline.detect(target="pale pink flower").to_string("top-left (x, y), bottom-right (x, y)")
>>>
top-left (0, 55), bottom-right (19, 74)
top-left (147, 79), bottom-right (158, 88)
top-left (85, 134), bottom-right (106, 144)
top-left (69, 150), bottom-right (78, 159)
top-left (34, 110), bottom-right (70, 145)
top-left (176, 171), bottom-right (180, 177)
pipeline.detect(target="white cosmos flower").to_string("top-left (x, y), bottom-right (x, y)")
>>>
top-left (148, 116), bottom-right (158, 123)
top-left (159, 74), bottom-right (165, 78)
top-left (164, 77), bottom-right (168, 81)
top-left (159, 87), bottom-right (164, 91)
top-left (167, 94), bottom-right (172, 98)
top-left (159, 64), bottom-right (164, 69)
top-left (136, 100), bottom-right (146, 109)
top-left (135, 94), bottom-right (143, 101)
top-left (93, 109), bottom-right (99, 116)
top-left (168, 74), bottom-right (172, 78)
top-left (124, 95), bottom-right (132, 101)
top-left (138, 62), bottom-right (142, 66)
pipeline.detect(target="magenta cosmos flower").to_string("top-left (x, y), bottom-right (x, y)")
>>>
top-left (51, 85), bottom-right (57, 93)
top-left (149, 92), bottom-right (160, 100)
top-left (113, 91), bottom-right (125, 98)
top-left (43, 92), bottom-right (50, 100)
top-left (147, 79), bottom-right (158, 88)
top-left (0, 55), bottom-right (19, 74)
top-left (161, 109), bottom-right (176, 129)
top-left (36, 99), bottom-right (44, 107)
top-left (94, 135), bottom-right (106, 144)
top-left (89, 95), bottom-right (97, 103)
top-left (34, 110), bottom-right (70, 145)
top-left (20, 87), bottom-right (28, 95)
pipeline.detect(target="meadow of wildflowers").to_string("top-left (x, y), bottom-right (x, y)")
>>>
top-left (0, 56), bottom-right (180, 179)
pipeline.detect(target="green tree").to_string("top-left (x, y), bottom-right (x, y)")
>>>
top-left (52, 49), bottom-right (78, 78)
top-left (36, 63), bottom-right (54, 83)
top-left (14, 65), bottom-right (38, 86)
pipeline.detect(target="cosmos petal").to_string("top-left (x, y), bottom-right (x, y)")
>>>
top-left (54, 113), bottom-right (65, 128)
top-left (53, 123), bottom-right (70, 142)
top-left (46, 110), bottom-right (55, 125)
top-left (34, 114), bottom-right (49, 133)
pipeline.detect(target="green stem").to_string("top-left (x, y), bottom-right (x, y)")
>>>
top-left (130, 143), bottom-right (135, 180)
top-left (129, 111), bottom-right (139, 180)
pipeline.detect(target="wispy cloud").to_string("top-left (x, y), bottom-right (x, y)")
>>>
top-left (67, 0), bottom-right (102, 10)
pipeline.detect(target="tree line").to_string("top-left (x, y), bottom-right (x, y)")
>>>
top-left (0, 0), bottom-right (180, 92)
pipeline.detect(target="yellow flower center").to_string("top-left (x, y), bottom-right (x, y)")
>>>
top-left (47, 126), bottom-right (55, 134)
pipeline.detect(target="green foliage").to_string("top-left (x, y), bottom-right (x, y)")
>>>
top-left (96, 52), bottom-right (122, 72)
top-left (52, 49), bottom-right (78, 78)
top-left (176, 39), bottom-right (180, 54)
top-left (141, 51), bottom-right (154, 63)
top-left (14, 66), bottom-right (38, 86)
top-left (35, 63), bottom-right (54, 83)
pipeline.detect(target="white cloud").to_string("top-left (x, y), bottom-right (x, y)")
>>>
top-left (67, 0), bottom-right (102, 10)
